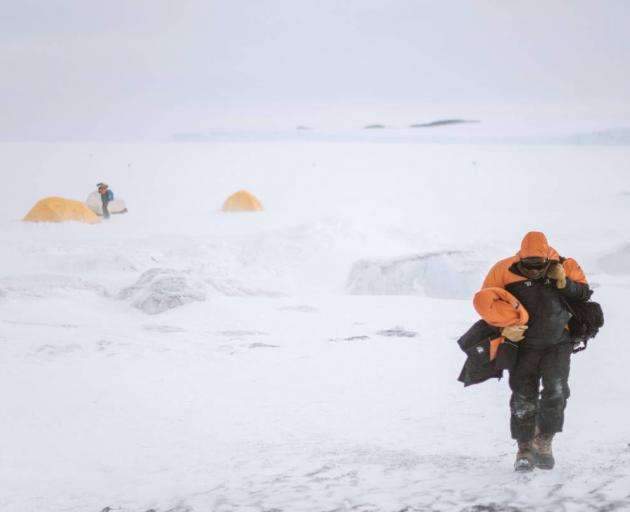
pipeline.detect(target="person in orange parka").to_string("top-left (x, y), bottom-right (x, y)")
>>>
top-left (481, 231), bottom-right (590, 472)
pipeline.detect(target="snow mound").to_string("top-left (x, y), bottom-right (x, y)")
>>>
top-left (346, 251), bottom-right (486, 299)
top-left (598, 243), bottom-right (630, 274)
top-left (118, 268), bottom-right (281, 314)
top-left (118, 268), bottom-right (207, 314)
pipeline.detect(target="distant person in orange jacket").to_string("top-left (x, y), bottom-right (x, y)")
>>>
top-left (481, 231), bottom-right (590, 472)
top-left (97, 182), bottom-right (113, 219)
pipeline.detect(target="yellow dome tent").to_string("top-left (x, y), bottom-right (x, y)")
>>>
top-left (23, 197), bottom-right (101, 224)
top-left (222, 190), bottom-right (263, 212)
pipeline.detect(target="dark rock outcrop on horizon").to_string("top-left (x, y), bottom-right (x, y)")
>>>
top-left (410, 119), bottom-right (480, 128)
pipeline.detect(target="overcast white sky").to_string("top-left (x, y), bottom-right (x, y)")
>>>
top-left (1, 0), bottom-right (630, 140)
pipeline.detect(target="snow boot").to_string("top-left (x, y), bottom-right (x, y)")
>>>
top-left (514, 440), bottom-right (536, 472)
top-left (533, 432), bottom-right (555, 470)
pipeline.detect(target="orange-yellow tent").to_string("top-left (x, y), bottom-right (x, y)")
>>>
top-left (222, 190), bottom-right (263, 212)
top-left (23, 197), bottom-right (101, 224)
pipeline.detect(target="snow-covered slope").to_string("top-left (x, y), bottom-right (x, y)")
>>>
top-left (1, 141), bottom-right (629, 512)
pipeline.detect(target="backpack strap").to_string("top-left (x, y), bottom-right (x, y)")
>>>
top-left (557, 289), bottom-right (578, 318)
top-left (555, 281), bottom-right (587, 353)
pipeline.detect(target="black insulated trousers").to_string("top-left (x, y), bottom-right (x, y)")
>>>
top-left (102, 197), bottom-right (110, 219)
top-left (508, 343), bottom-right (572, 442)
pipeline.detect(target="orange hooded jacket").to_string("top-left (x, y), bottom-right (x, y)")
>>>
top-left (475, 232), bottom-right (587, 359)
top-left (482, 232), bottom-right (588, 290)
top-left (473, 287), bottom-right (529, 360)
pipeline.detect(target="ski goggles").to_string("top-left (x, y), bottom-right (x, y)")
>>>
top-left (520, 257), bottom-right (549, 270)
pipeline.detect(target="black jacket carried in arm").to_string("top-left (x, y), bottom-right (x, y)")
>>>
top-left (456, 320), bottom-right (521, 386)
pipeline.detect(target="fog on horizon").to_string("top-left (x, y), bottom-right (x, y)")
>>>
top-left (2, 0), bottom-right (630, 140)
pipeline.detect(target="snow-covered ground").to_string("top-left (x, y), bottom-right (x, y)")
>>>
top-left (1, 141), bottom-right (629, 512)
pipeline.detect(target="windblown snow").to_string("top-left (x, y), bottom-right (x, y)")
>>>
top-left (1, 141), bottom-right (629, 512)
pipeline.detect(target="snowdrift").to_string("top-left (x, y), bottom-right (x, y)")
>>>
top-left (0, 274), bottom-right (108, 298)
top-left (346, 251), bottom-right (486, 299)
top-left (117, 268), bottom-right (207, 314)
top-left (118, 268), bottom-right (282, 314)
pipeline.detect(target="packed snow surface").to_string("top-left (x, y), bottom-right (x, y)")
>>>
top-left (1, 141), bottom-right (629, 512)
